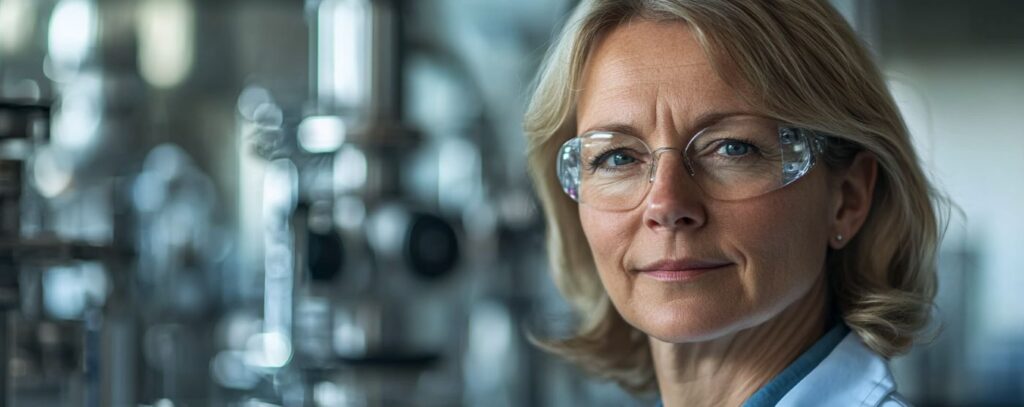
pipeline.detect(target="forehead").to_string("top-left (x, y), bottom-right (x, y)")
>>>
top-left (576, 19), bottom-right (752, 134)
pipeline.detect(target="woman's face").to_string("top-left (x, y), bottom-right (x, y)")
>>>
top-left (576, 20), bottom-right (836, 343)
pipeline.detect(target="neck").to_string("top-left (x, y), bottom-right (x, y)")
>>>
top-left (651, 274), bottom-right (830, 407)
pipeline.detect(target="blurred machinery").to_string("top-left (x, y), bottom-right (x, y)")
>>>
top-left (251, 0), bottom-right (467, 404)
top-left (0, 0), bottom-right (574, 406)
top-left (0, 99), bottom-right (132, 406)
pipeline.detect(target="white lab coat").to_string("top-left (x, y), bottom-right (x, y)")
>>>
top-left (775, 331), bottom-right (910, 406)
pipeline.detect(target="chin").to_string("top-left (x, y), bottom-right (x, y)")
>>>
top-left (626, 298), bottom-right (757, 344)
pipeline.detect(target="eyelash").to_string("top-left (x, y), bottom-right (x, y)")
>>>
top-left (585, 148), bottom-right (637, 172)
top-left (703, 137), bottom-right (761, 158)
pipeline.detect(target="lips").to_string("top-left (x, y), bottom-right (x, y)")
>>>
top-left (635, 258), bottom-right (732, 282)
top-left (637, 259), bottom-right (732, 272)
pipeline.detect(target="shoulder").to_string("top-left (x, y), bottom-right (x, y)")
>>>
top-left (777, 331), bottom-right (913, 407)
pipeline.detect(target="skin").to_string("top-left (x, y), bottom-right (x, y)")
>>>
top-left (575, 20), bottom-right (877, 406)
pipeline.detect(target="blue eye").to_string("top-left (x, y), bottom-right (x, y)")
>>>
top-left (609, 152), bottom-right (636, 166)
top-left (717, 141), bottom-right (752, 157)
top-left (589, 149), bottom-right (639, 170)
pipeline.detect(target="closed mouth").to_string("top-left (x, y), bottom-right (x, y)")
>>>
top-left (636, 258), bottom-right (732, 272)
top-left (634, 259), bottom-right (732, 282)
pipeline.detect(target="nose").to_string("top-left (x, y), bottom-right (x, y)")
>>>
top-left (642, 151), bottom-right (707, 231)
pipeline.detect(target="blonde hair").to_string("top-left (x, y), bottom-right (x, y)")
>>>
top-left (524, 0), bottom-right (947, 393)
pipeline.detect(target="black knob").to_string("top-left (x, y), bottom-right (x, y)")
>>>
top-left (308, 229), bottom-right (344, 282)
top-left (404, 213), bottom-right (458, 279)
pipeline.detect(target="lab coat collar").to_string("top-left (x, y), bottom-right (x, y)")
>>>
top-left (776, 330), bottom-right (904, 406)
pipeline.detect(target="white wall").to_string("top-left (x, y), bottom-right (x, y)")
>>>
top-left (885, 52), bottom-right (1024, 339)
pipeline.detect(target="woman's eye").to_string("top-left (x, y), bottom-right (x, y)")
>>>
top-left (607, 152), bottom-right (636, 166)
top-left (590, 149), bottom-right (640, 169)
top-left (716, 141), bottom-right (753, 157)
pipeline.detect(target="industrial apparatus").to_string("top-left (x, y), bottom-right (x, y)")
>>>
top-left (245, 0), bottom-right (467, 404)
top-left (0, 0), bottom-right (617, 405)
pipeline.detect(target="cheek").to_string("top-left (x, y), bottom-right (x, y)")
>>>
top-left (580, 208), bottom-right (632, 251)
top-left (721, 182), bottom-right (832, 309)
top-left (579, 207), bottom-right (639, 287)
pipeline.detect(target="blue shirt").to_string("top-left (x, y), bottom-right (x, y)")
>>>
top-left (742, 323), bottom-right (849, 406)
top-left (655, 324), bottom-right (909, 406)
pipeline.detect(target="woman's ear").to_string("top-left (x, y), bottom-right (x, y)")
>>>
top-left (830, 151), bottom-right (878, 249)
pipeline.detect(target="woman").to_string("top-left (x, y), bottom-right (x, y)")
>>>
top-left (524, 0), bottom-right (947, 406)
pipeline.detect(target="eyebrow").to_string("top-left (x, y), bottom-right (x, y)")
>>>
top-left (579, 110), bottom-right (762, 137)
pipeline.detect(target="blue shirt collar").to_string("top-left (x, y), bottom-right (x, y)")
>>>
top-left (654, 322), bottom-right (850, 407)
top-left (741, 322), bottom-right (849, 407)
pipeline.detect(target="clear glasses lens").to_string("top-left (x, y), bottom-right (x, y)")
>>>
top-left (557, 122), bottom-right (818, 210)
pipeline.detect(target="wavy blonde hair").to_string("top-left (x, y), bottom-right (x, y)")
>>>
top-left (524, 0), bottom-right (947, 393)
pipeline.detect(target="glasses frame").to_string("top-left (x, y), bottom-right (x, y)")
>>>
top-left (556, 123), bottom-right (830, 210)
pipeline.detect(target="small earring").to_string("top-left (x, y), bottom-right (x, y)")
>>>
top-left (836, 234), bottom-right (844, 242)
